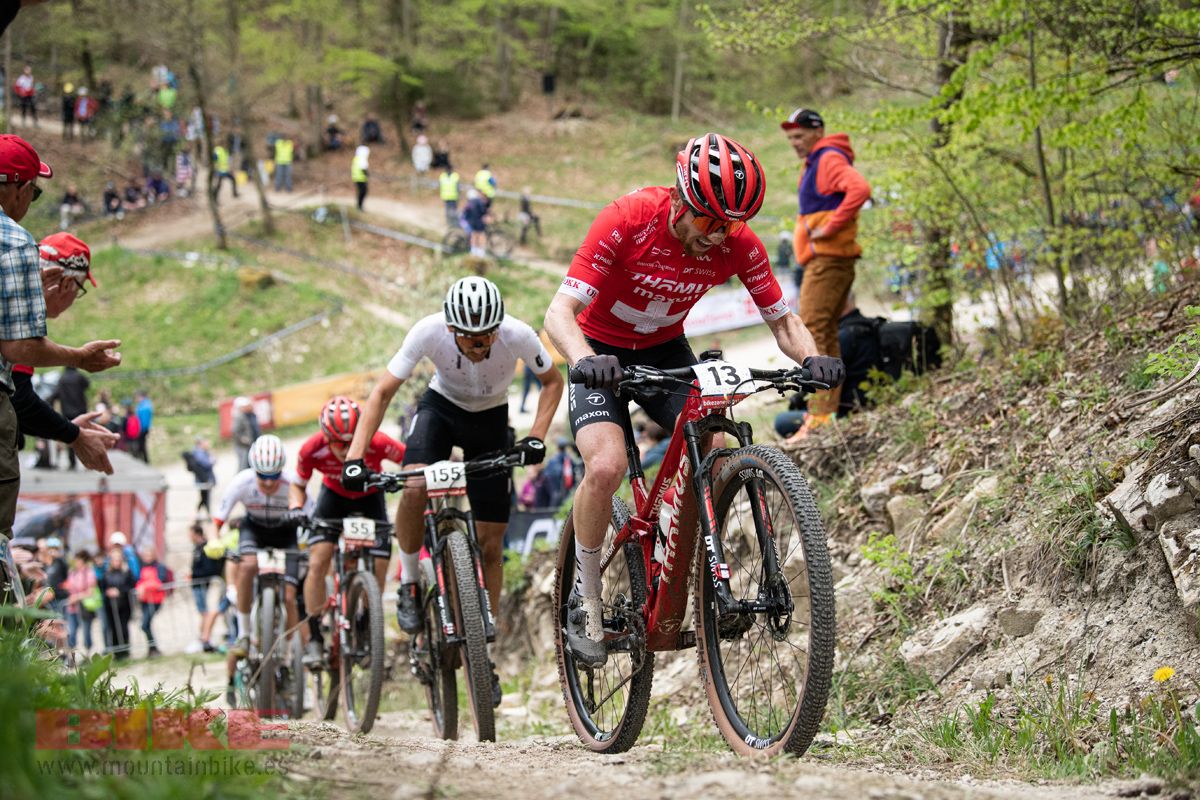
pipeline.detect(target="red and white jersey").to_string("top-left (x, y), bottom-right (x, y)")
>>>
top-left (557, 186), bottom-right (789, 350)
top-left (293, 431), bottom-right (406, 500)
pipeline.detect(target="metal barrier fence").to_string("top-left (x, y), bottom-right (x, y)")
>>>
top-left (57, 576), bottom-right (234, 660)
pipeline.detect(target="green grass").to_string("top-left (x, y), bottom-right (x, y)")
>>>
top-left (907, 671), bottom-right (1200, 784)
top-left (1, 618), bottom-right (312, 800)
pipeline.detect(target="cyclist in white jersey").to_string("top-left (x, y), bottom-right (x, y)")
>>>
top-left (213, 435), bottom-right (311, 662)
top-left (343, 277), bottom-right (563, 707)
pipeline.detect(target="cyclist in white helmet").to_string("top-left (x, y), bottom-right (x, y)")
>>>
top-left (343, 276), bottom-right (563, 708)
top-left (212, 434), bottom-right (311, 664)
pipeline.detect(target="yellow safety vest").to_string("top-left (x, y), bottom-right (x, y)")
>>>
top-left (274, 138), bottom-right (294, 165)
top-left (439, 171), bottom-right (460, 201)
top-left (351, 155), bottom-right (368, 183)
top-left (474, 169), bottom-right (495, 198)
top-left (214, 145), bottom-right (230, 174)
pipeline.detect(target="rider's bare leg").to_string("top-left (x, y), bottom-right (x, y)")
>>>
top-left (475, 520), bottom-right (507, 613)
top-left (395, 472), bottom-right (427, 585)
top-left (304, 541), bottom-right (334, 637)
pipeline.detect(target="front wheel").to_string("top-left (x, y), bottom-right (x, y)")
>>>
top-left (554, 497), bottom-right (654, 753)
top-left (417, 557), bottom-right (457, 739)
top-left (445, 529), bottom-right (494, 742)
top-left (255, 586), bottom-right (278, 716)
top-left (695, 445), bottom-right (835, 757)
top-left (340, 571), bottom-right (385, 734)
top-left (487, 226), bottom-right (514, 259)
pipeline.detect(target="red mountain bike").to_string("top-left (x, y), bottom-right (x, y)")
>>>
top-left (554, 352), bottom-right (836, 756)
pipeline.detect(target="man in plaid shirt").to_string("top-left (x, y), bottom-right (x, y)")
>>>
top-left (0, 134), bottom-right (122, 537)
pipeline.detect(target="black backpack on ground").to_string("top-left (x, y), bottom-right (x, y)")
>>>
top-left (844, 317), bottom-right (942, 381)
top-left (876, 319), bottom-right (942, 380)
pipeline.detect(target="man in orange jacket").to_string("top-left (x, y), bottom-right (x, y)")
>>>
top-left (781, 107), bottom-right (871, 432)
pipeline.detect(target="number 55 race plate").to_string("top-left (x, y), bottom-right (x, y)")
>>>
top-left (693, 361), bottom-right (754, 406)
top-left (423, 461), bottom-right (467, 497)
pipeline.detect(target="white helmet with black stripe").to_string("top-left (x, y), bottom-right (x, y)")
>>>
top-left (444, 276), bottom-right (504, 334)
top-left (248, 434), bottom-right (286, 477)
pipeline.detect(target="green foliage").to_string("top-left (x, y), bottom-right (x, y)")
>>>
top-left (913, 672), bottom-right (1200, 782)
top-left (1032, 468), bottom-right (1132, 582)
top-left (0, 619), bottom-right (296, 800)
top-left (825, 653), bottom-right (936, 732)
top-left (1144, 307), bottom-right (1200, 382)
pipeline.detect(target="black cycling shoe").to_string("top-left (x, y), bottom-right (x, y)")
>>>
top-left (491, 669), bottom-right (502, 708)
top-left (396, 582), bottom-right (421, 635)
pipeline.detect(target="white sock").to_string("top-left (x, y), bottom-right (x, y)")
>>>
top-left (399, 549), bottom-right (421, 585)
top-left (236, 612), bottom-right (252, 637)
top-left (574, 540), bottom-right (602, 599)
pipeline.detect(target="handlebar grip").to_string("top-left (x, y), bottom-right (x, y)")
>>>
top-left (568, 366), bottom-right (587, 384)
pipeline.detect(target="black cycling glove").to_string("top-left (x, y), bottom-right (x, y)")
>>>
top-left (514, 436), bottom-right (546, 466)
top-left (341, 458), bottom-right (368, 493)
top-left (802, 355), bottom-right (846, 388)
top-left (573, 354), bottom-right (622, 391)
top-left (284, 507), bottom-right (309, 526)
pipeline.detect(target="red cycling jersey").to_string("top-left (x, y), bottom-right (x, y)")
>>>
top-left (557, 186), bottom-right (789, 350)
top-left (293, 431), bottom-right (406, 500)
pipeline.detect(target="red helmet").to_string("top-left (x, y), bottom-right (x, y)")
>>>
top-left (674, 133), bottom-right (765, 222)
top-left (319, 396), bottom-right (360, 443)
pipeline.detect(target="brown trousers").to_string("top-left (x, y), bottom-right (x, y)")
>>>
top-left (797, 255), bottom-right (857, 417)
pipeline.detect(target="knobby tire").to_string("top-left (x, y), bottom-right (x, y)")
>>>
top-left (694, 445), bottom-right (835, 757)
top-left (446, 529), bottom-right (495, 742)
top-left (340, 570), bottom-right (385, 734)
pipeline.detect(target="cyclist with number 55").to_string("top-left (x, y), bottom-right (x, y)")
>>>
top-left (342, 276), bottom-right (563, 707)
top-left (290, 396), bottom-right (406, 666)
top-left (543, 133), bottom-right (846, 666)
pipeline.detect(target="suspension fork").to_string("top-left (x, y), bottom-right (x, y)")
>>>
top-left (686, 416), bottom-right (777, 614)
top-left (461, 510), bottom-right (497, 641)
top-left (425, 508), bottom-right (457, 639)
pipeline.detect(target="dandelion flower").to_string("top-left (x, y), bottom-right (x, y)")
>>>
top-left (1153, 666), bottom-right (1175, 683)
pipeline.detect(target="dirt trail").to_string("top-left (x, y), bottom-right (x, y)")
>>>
top-left (282, 711), bottom-right (1116, 800)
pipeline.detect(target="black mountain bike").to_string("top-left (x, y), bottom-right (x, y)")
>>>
top-left (307, 516), bottom-right (390, 734)
top-left (369, 448), bottom-right (525, 742)
top-left (232, 547), bottom-right (306, 719)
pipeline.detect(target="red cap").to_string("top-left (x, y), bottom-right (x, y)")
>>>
top-left (0, 135), bottom-right (52, 184)
top-left (39, 232), bottom-right (95, 286)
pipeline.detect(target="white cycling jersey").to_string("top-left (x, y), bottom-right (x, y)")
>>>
top-left (387, 313), bottom-right (551, 412)
top-left (214, 467), bottom-right (309, 526)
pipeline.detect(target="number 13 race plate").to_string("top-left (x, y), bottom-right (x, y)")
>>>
top-left (423, 461), bottom-right (467, 497)
top-left (693, 361), bottom-right (754, 406)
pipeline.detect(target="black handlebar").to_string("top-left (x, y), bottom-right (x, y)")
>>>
top-left (365, 447), bottom-right (528, 493)
top-left (568, 361), bottom-right (827, 394)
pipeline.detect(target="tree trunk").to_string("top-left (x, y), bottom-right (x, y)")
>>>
top-left (1027, 16), bottom-right (1068, 316)
top-left (3, 30), bottom-right (10, 134)
top-left (226, 0), bottom-right (273, 235)
top-left (495, 7), bottom-right (512, 111)
top-left (924, 15), bottom-right (971, 349)
top-left (670, 0), bottom-right (689, 124)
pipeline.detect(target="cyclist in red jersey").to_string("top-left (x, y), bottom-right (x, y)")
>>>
top-left (288, 396), bottom-right (405, 663)
top-left (544, 133), bottom-right (846, 665)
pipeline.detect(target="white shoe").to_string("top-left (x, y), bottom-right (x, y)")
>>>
top-left (184, 640), bottom-right (204, 655)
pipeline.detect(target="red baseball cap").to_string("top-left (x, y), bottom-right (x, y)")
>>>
top-left (39, 232), bottom-right (96, 286)
top-left (0, 134), bottom-right (52, 184)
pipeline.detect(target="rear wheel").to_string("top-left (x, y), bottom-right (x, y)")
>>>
top-left (417, 557), bottom-right (458, 739)
top-left (288, 631), bottom-right (305, 719)
top-left (441, 228), bottom-right (468, 257)
top-left (554, 497), bottom-right (653, 753)
top-left (445, 529), bottom-right (494, 742)
top-left (255, 586), bottom-right (278, 716)
top-left (340, 571), bottom-right (385, 734)
top-left (695, 445), bottom-right (835, 757)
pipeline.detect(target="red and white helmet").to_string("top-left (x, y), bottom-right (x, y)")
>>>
top-left (319, 396), bottom-right (360, 443)
top-left (674, 133), bottom-right (765, 222)
top-left (248, 434), bottom-right (286, 476)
